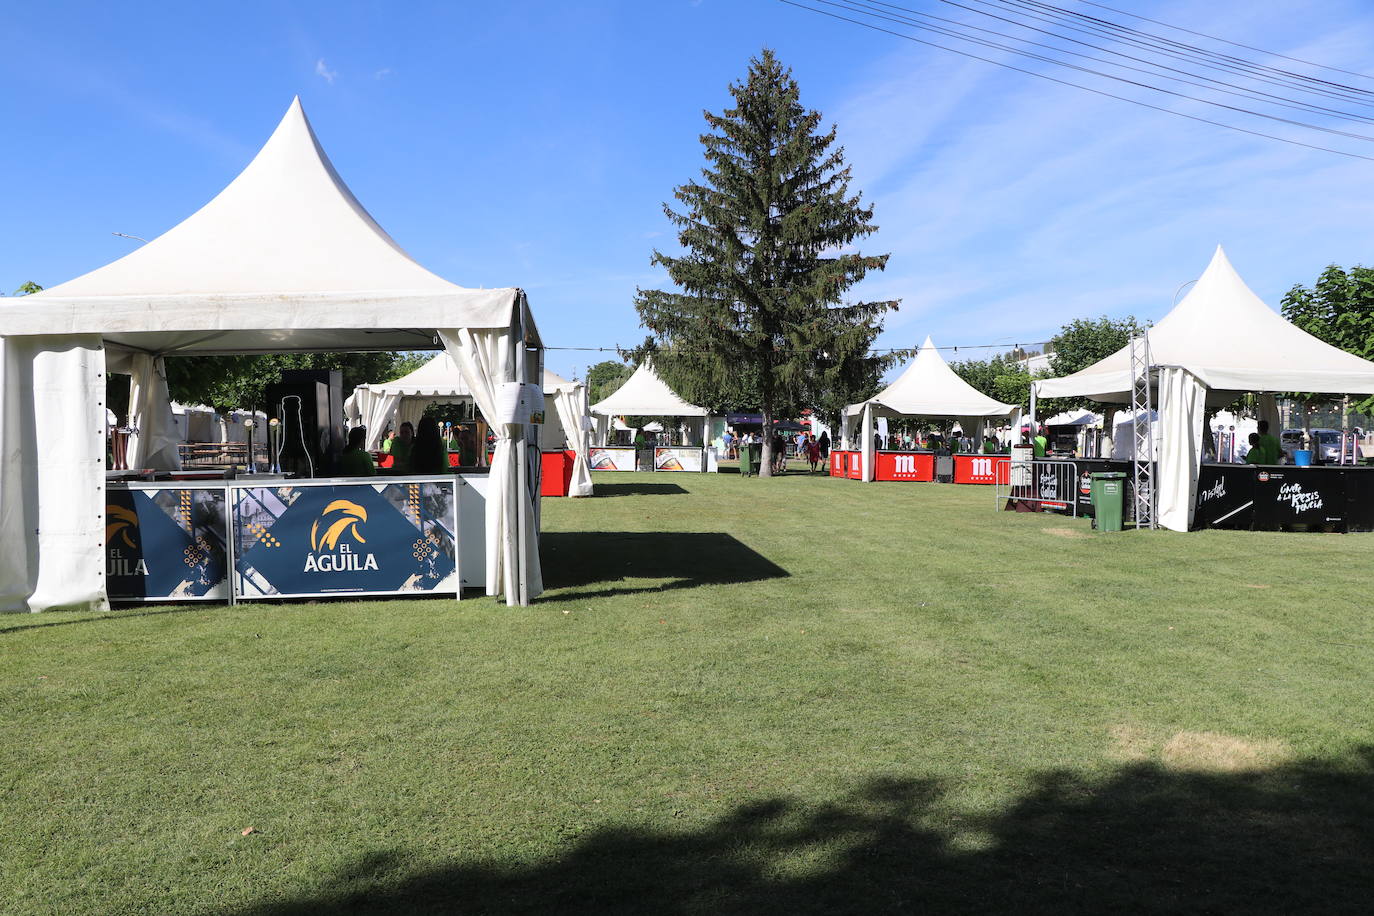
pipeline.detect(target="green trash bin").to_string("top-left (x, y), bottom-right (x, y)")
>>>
top-left (1091, 472), bottom-right (1126, 532)
top-left (740, 441), bottom-right (754, 477)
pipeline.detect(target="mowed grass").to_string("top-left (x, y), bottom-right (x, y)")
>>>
top-left (3, 469), bottom-right (1373, 914)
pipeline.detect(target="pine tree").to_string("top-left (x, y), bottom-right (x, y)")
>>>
top-left (634, 49), bottom-right (897, 476)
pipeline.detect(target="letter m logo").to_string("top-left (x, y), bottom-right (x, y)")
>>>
top-left (894, 455), bottom-right (916, 475)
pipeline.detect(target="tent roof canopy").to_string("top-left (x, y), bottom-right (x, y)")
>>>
top-left (0, 97), bottom-right (534, 354)
top-left (1034, 246), bottom-right (1374, 402)
top-left (589, 361), bottom-right (709, 417)
top-left (847, 336), bottom-right (1018, 419)
top-left (359, 353), bottom-right (576, 398)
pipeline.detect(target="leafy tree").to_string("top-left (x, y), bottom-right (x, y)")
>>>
top-left (11, 281), bottom-right (43, 296)
top-left (1044, 315), bottom-right (1145, 414)
top-left (1282, 264), bottom-right (1374, 414)
top-left (633, 49), bottom-right (897, 476)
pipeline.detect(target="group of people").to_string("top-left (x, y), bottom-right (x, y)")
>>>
top-left (724, 427), bottom-right (831, 475)
top-left (337, 416), bottom-right (479, 477)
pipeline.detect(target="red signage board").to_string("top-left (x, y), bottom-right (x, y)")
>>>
top-left (848, 451), bottom-right (863, 479)
top-left (952, 454), bottom-right (1009, 485)
top-left (830, 451), bottom-right (846, 477)
top-left (873, 451), bottom-right (934, 481)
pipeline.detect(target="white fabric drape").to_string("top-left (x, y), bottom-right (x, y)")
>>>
top-left (1157, 367), bottom-right (1208, 532)
top-left (553, 383), bottom-right (594, 497)
top-left (440, 325), bottom-right (542, 605)
top-left (840, 411), bottom-right (853, 452)
top-left (594, 413), bottom-right (610, 447)
top-left (397, 397), bottom-right (427, 434)
top-left (362, 391), bottom-right (400, 450)
top-left (126, 354), bottom-right (182, 471)
top-left (1258, 393), bottom-right (1281, 441)
top-left (959, 416), bottom-right (984, 451)
top-left (861, 403), bottom-right (876, 482)
top-left (0, 336), bottom-right (108, 612)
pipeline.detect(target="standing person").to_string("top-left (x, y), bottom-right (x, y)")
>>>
top-left (1256, 420), bottom-right (1282, 464)
top-left (410, 416), bottom-right (448, 474)
top-left (818, 431), bottom-right (831, 462)
top-left (1032, 424), bottom-right (1048, 458)
top-left (722, 428), bottom-right (734, 460)
top-left (336, 426), bottom-right (376, 477)
top-left (772, 430), bottom-right (787, 474)
top-left (381, 426), bottom-right (396, 453)
top-left (806, 433), bottom-right (821, 473)
top-left (389, 421), bottom-right (415, 473)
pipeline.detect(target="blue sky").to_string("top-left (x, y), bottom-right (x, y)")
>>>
top-left (4, 0), bottom-right (1374, 382)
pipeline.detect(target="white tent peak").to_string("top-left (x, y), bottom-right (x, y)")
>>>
top-left (1035, 245), bottom-right (1374, 400)
top-left (849, 335), bottom-right (1016, 418)
top-left (589, 360), bottom-right (708, 417)
top-left (35, 96), bottom-right (452, 300)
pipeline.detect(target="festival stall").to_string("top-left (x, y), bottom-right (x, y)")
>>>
top-left (1033, 246), bottom-right (1374, 531)
top-left (346, 357), bottom-right (594, 497)
top-left (0, 98), bottom-right (543, 612)
top-left (837, 337), bottom-right (1020, 485)
top-left (588, 361), bottom-right (717, 472)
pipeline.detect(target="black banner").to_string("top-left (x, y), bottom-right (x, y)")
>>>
top-left (107, 488), bottom-right (229, 601)
top-left (1252, 468), bottom-right (1347, 532)
top-left (1193, 465), bottom-right (1256, 530)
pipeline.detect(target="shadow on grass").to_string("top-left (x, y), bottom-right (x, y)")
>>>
top-left (234, 749), bottom-right (1374, 914)
top-left (592, 482), bottom-right (690, 497)
top-left (538, 531), bottom-right (788, 602)
top-left (0, 602), bottom-right (212, 636)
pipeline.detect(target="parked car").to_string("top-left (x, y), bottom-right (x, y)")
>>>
top-left (1280, 429), bottom-right (1305, 460)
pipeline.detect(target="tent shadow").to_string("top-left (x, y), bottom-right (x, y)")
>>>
top-left (231, 747), bottom-right (1374, 915)
top-left (538, 531), bottom-right (788, 602)
top-left (591, 482), bottom-right (690, 497)
top-left (0, 602), bottom-right (213, 637)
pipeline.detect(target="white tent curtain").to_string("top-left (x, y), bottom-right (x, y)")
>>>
top-left (553, 384), bottom-right (594, 497)
top-left (861, 403), bottom-right (876, 482)
top-left (125, 353), bottom-right (182, 471)
top-left (1157, 368), bottom-right (1208, 532)
top-left (440, 322), bottom-right (542, 605)
top-left (362, 391), bottom-right (400, 450)
top-left (1258, 393), bottom-right (1281, 439)
top-left (0, 337), bottom-right (108, 612)
top-left (594, 413), bottom-right (610, 447)
top-left (397, 398), bottom-right (427, 434)
top-left (959, 416), bottom-right (985, 450)
top-left (840, 411), bottom-right (853, 451)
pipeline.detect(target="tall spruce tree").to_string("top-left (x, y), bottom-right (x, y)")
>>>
top-left (634, 49), bottom-right (896, 476)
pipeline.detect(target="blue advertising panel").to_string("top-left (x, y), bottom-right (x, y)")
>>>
top-left (106, 487), bottom-right (229, 601)
top-left (232, 480), bottom-right (458, 598)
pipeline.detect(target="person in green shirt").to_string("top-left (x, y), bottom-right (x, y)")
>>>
top-left (1255, 420), bottom-right (1282, 465)
top-left (982, 437), bottom-right (1000, 454)
top-left (337, 427), bottom-right (376, 477)
top-left (388, 421), bottom-right (414, 473)
top-left (1032, 425), bottom-right (1048, 457)
top-left (1243, 432), bottom-right (1264, 464)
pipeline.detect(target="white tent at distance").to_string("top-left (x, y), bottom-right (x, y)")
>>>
top-left (1035, 246), bottom-right (1374, 531)
top-left (846, 336), bottom-right (1019, 482)
top-left (0, 97), bottom-right (542, 611)
top-left (346, 355), bottom-right (595, 497)
top-left (588, 360), bottom-right (710, 447)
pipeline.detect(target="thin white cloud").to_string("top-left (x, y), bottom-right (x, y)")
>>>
top-left (374, 67), bottom-right (391, 80)
top-left (315, 58), bottom-right (338, 84)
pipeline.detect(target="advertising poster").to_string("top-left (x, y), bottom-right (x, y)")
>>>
top-left (233, 481), bottom-right (457, 598)
top-left (1252, 469), bottom-right (1347, 532)
top-left (107, 488), bottom-right (229, 601)
top-left (952, 454), bottom-right (1008, 485)
top-left (590, 447), bottom-right (635, 471)
top-left (874, 452), bottom-right (935, 481)
top-left (830, 452), bottom-right (845, 477)
top-left (654, 447), bottom-right (703, 472)
top-left (1192, 465), bottom-right (1256, 529)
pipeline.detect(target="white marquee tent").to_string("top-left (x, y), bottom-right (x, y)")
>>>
top-left (0, 98), bottom-right (543, 611)
top-left (589, 361), bottom-right (711, 446)
top-left (1034, 246), bottom-right (1374, 531)
top-left (346, 356), bottom-right (594, 497)
top-left (845, 336), bottom-right (1020, 481)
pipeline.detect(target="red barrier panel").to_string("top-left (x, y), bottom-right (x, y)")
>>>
top-left (848, 451), bottom-right (863, 479)
top-left (540, 450), bottom-right (574, 497)
top-left (873, 451), bottom-right (934, 481)
top-left (952, 453), bottom-right (1009, 485)
top-left (829, 451), bottom-right (845, 477)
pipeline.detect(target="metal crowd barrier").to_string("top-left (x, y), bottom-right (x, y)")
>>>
top-left (994, 457), bottom-right (1079, 516)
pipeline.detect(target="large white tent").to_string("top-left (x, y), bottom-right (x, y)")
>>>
top-left (1034, 246), bottom-right (1374, 531)
top-left (346, 356), bottom-right (594, 497)
top-left (845, 336), bottom-right (1019, 481)
top-left (589, 360), bottom-right (710, 445)
top-left (0, 98), bottom-right (543, 611)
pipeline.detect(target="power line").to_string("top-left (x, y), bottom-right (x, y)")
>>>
top-left (1067, 0), bottom-right (1374, 84)
top-left (777, 0), bottom-right (1374, 162)
top-left (833, 0), bottom-right (1374, 126)
top-left (546, 341), bottom-right (1050, 355)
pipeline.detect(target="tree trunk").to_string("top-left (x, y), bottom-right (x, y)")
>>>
top-left (759, 406), bottom-right (774, 478)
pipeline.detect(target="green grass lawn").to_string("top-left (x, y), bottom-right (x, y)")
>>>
top-left (3, 470), bottom-right (1373, 914)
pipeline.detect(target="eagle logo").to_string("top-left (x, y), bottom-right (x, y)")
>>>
top-left (106, 504), bottom-right (139, 549)
top-left (310, 500), bottom-right (368, 551)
